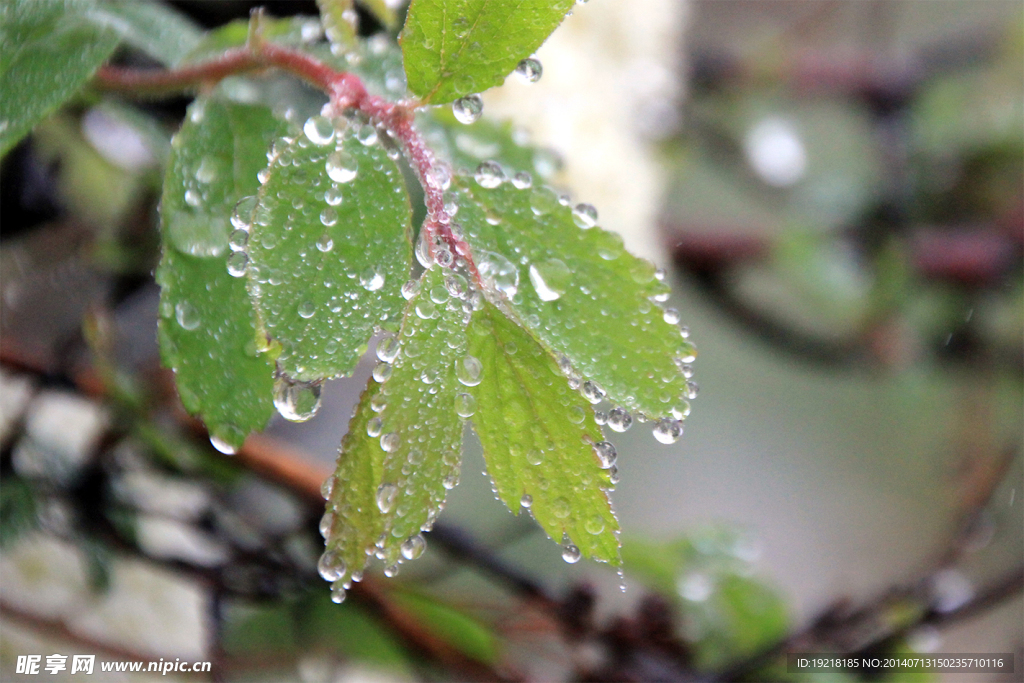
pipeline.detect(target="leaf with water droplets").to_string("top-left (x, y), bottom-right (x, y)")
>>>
top-left (323, 267), bottom-right (468, 579)
top-left (467, 301), bottom-right (620, 565)
top-left (93, 0), bottom-right (204, 67)
top-left (156, 97), bottom-right (287, 450)
top-left (0, 0), bottom-right (121, 157)
top-left (454, 177), bottom-right (691, 419)
top-left (246, 118), bottom-right (412, 381)
top-left (400, 0), bottom-right (574, 105)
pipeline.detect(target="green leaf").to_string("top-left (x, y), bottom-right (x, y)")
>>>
top-left (467, 301), bottom-right (620, 563)
top-left (0, 0), bottom-right (120, 157)
top-left (323, 267), bottom-right (467, 581)
top-left (156, 97), bottom-right (287, 450)
top-left (453, 177), bottom-right (693, 420)
top-left (358, 0), bottom-right (398, 29)
top-left (400, 0), bottom-right (574, 104)
top-left (245, 117), bottom-right (412, 381)
top-left (0, 476), bottom-right (38, 548)
top-left (316, 0), bottom-right (357, 48)
top-left (95, 0), bottom-right (204, 67)
top-left (391, 591), bottom-right (498, 664)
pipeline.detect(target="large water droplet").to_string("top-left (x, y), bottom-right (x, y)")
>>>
top-left (452, 94), bottom-right (483, 124)
top-left (231, 196), bottom-right (257, 230)
top-left (400, 534), bottom-right (426, 560)
top-left (304, 115), bottom-right (335, 146)
top-left (511, 171), bottom-right (533, 189)
top-left (582, 380), bottom-right (606, 404)
top-left (376, 482), bottom-right (397, 513)
top-left (326, 149), bottom-right (357, 182)
top-left (478, 251), bottom-right (518, 298)
top-left (456, 355), bottom-right (482, 386)
top-left (316, 234), bottom-right (334, 252)
top-left (356, 123), bottom-right (378, 146)
top-left (653, 418), bottom-right (683, 444)
top-left (273, 376), bottom-right (323, 422)
top-left (474, 161), bottom-right (504, 188)
top-left (325, 185), bottom-right (344, 206)
top-left (360, 267), bottom-right (385, 291)
top-left (520, 493), bottom-right (533, 509)
top-left (298, 300), bottom-right (316, 318)
top-left (402, 279), bottom-right (421, 300)
top-left (514, 57), bottom-right (543, 84)
top-left (562, 541), bottom-right (581, 564)
top-left (318, 550), bottom-right (346, 581)
top-left (528, 258), bottom-right (572, 302)
top-left (572, 203), bottom-right (598, 229)
top-left (320, 207), bottom-right (338, 226)
top-left (367, 416), bottom-right (383, 437)
top-left (226, 252), bottom-right (249, 277)
top-left (175, 301), bottom-right (200, 330)
top-left (594, 441), bottom-right (617, 468)
top-left (209, 435), bottom-right (236, 455)
top-left (607, 407), bottom-right (633, 433)
top-left (331, 583), bottom-right (347, 603)
top-left (377, 337), bottom-right (400, 363)
top-left (585, 515), bottom-right (605, 535)
top-left (455, 392), bottom-right (476, 417)
top-left (380, 432), bottom-right (400, 453)
top-left (228, 228), bottom-right (249, 251)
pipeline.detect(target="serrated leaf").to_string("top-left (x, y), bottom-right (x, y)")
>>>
top-left (0, 0), bottom-right (120, 157)
top-left (453, 177), bottom-right (692, 419)
top-left (467, 301), bottom-right (620, 564)
top-left (95, 0), bottom-right (203, 67)
top-left (156, 98), bottom-right (287, 450)
top-left (245, 119), bottom-right (412, 381)
top-left (324, 267), bottom-right (467, 580)
top-left (400, 0), bottom-right (574, 104)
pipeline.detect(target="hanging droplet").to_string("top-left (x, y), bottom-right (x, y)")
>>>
top-left (380, 432), bottom-right (400, 453)
top-left (376, 482), bottom-right (397, 513)
top-left (607, 407), bottom-right (633, 433)
top-left (455, 392), bottom-right (476, 417)
top-left (608, 465), bottom-right (621, 485)
top-left (594, 441), bottom-right (617, 469)
top-left (317, 550), bottom-right (346, 581)
top-left (376, 337), bottom-right (400, 363)
top-left (383, 564), bottom-right (400, 578)
top-left (680, 364), bottom-right (694, 379)
top-left (400, 534), bottom-right (426, 560)
top-left (663, 308), bottom-right (680, 325)
top-left (456, 355), bottom-right (482, 386)
top-left (228, 228), bottom-right (249, 251)
top-left (319, 512), bottom-right (333, 538)
top-left (367, 416), bottom-right (383, 437)
top-left (685, 381), bottom-right (700, 400)
top-left (514, 57), bottom-right (542, 83)
top-left (582, 380), bottom-right (606, 404)
top-left (326, 149), bottom-right (357, 182)
top-left (372, 362), bottom-right (392, 382)
top-left (511, 171), bottom-right (533, 189)
top-left (226, 252), bottom-right (249, 277)
top-left (520, 493), bottom-right (533, 509)
top-left (452, 94), bottom-right (483, 124)
top-left (572, 203), bottom-right (598, 228)
top-left (175, 301), bottom-right (200, 331)
top-left (653, 418), bottom-right (684, 444)
top-left (209, 435), bottom-right (236, 455)
top-left (676, 340), bottom-right (698, 364)
top-left (230, 195), bottom-right (257, 230)
top-left (331, 583), bottom-right (347, 603)
top-left (562, 540), bottom-right (581, 564)
top-left (273, 376), bottom-right (323, 422)
top-left (304, 115), bottom-right (335, 146)
top-left (321, 476), bottom-right (335, 500)
top-left (528, 258), bottom-right (572, 302)
top-left (474, 161), bottom-right (504, 188)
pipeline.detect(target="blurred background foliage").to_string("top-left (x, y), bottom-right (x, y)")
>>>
top-left (1, 1), bottom-right (1021, 681)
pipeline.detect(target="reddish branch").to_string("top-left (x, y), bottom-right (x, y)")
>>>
top-left (96, 41), bottom-right (480, 283)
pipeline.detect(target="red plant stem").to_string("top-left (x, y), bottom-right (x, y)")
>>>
top-left (96, 42), bottom-right (480, 283)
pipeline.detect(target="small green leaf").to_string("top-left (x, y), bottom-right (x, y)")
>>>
top-left (246, 118), bottom-right (412, 381)
top-left (156, 97), bottom-right (287, 450)
top-left (453, 177), bottom-right (692, 420)
top-left (0, 0), bottom-right (120, 156)
top-left (324, 267), bottom-right (467, 579)
top-left (391, 591), bottom-right (498, 664)
top-left (400, 0), bottom-right (574, 104)
top-left (95, 0), bottom-right (204, 67)
top-left (467, 301), bottom-right (620, 564)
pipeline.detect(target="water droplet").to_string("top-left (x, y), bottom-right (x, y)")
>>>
top-left (316, 234), bottom-right (334, 252)
top-left (175, 301), bottom-right (200, 330)
top-left (376, 483), bottom-right (397, 512)
top-left (429, 164), bottom-right (452, 191)
top-left (444, 273), bottom-right (469, 299)
top-left (230, 196), bottom-right (257, 230)
top-left (582, 381), bottom-right (606, 404)
top-left (415, 298), bottom-right (437, 319)
top-left (356, 123), bottom-right (378, 146)
top-left (304, 115), bottom-right (335, 145)
top-left (376, 337), bottom-right (400, 363)
top-left (607, 408), bottom-right (633, 433)
top-left (383, 564), bottom-right (400, 578)
top-left (400, 534), bottom-right (426, 560)
top-left (562, 542), bottom-right (581, 564)
top-left (257, 167), bottom-right (271, 184)
top-left (380, 432), bottom-right (400, 453)
top-left (195, 156), bottom-right (219, 183)
top-left (367, 416), bottom-right (383, 437)
top-left (670, 400), bottom-right (691, 419)
top-left (298, 301), bottom-right (316, 318)
top-left (273, 376), bottom-right (323, 422)
top-left (685, 381), bottom-right (700, 400)
top-left (594, 410), bottom-right (608, 425)
top-left (326, 149), bottom-right (357, 182)
top-left (456, 355), bottom-right (482, 386)
top-left (209, 435), bottom-right (236, 454)
top-left (331, 583), bottom-right (347, 603)
top-left (585, 515), bottom-right (605, 535)
top-left (514, 57), bottom-right (542, 84)
top-left (228, 228), bottom-right (248, 252)
top-left (530, 187), bottom-right (560, 215)
top-left (474, 160), bottom-right (504, 188)
top-left (663, 308), bottom-right (680, 325)
top-left (609, 465), bottom-right (620, 485)
top-left (452, 94), bottom-right (483, 124)
top-left (401, 279), bottom-right (421, 300)
top-left (594, 441), bottom-right (617, 468)
top-left (511, 171), bottom-right (533, 189)
top-left (320, 207), bottom-right (338, 226)
top-left (455, 392), bottom-right (476, 418)
top-left (183, 189), bottom-right (201, 207)
top-left (520, 493), bottom-right (533, 509)
top-left (552, 497), bottom-right (570, 519)
top-left (528, 258), bottom-right (572, 302)
top-left (572, 203), bottom-right (598, 228)
top-left (321, 476), bottom-right (335, 500)
top-left (443, 473), bottom-right (460, 489)
top-left (653, 418), bottom-right (684, 444)
top-left (429, 285), bottom-right (450, 304)
top-left (478, 251), bottom-right (518, 298)
top-left (676, 341), bottom-right (698, 364)
top-left (226, 251), bottom-right (249, 277)
top-left (679, 325), bottom-right (691, 339)
top-left (318, 550), bottom-right (346, 581)
top-left (372, 362), bottom-right (392, 382)
top-left (325, 185), bottom-right (344, 206)
top-left (360, 267), bottom-right (385, 291)
top-left (568, 406), bottom-right (586, 424)
top-left (319, 512), bottom-right (333, 538)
